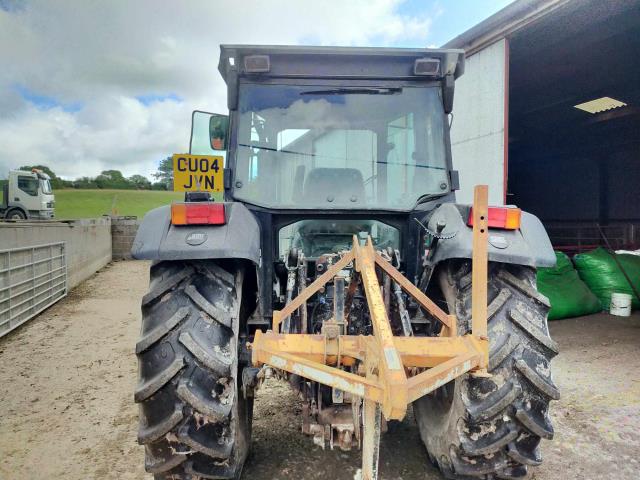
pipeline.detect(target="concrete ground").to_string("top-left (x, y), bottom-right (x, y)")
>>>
top-left (0, 260), bottom-right (638, 479)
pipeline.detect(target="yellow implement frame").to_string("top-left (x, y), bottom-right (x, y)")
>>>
top-left (250, 185), bottom-right (490, 479)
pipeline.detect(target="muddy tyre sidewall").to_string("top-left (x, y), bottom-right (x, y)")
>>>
top-left (135, 261), bottom-right (252, 480)
top-left (414, 261), bottom-right (558, 479)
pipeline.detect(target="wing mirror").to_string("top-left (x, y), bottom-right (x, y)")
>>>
top-left (209, 114), bottom-right (229, 151)
top-left (189, 111), bottom-right (229, 154)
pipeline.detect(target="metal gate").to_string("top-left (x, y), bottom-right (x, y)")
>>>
top-left (0, 242), bottom-right (67, 338)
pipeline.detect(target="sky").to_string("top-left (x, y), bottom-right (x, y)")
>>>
top-left (0, 0), bottom-right (514, 180)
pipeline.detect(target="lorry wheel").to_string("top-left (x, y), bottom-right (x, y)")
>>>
top-left (414, 261), bottom-right (559, 479)
top-left (6, 209), bottom-right (26, 220)
top-left (135, 261), bottom-right (252, 479)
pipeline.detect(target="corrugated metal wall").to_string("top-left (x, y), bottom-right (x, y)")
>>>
top-left (450, 39), bottom-right (507, 206)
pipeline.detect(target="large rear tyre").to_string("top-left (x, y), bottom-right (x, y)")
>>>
top-left (414, 261), bottom-right (559, 479)
top-left (135, 261), bottom-right (252, 479)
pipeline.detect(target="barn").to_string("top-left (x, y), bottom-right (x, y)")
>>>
top-left (445, 0), bottom-right (640, 252)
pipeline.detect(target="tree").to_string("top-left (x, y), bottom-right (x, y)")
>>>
top-left (100, 170), bottom-right (126, 181)
top-left (152, 156), bottom-right (173, 190)
top-left (19, 164), bottom-right (57, 178)
top-left (94, 174), bottom-right (111, 189)
top-left (73, 176), bottom-right (98, 189)
top-left (18, 165), bottom-right (66, 188)
top-left (128, 174), bottom-right (152, 190)
top-left (95, 170), bottom-right (129, 189)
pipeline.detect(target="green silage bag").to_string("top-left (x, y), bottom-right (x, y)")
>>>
top-left (537, 252), bottom-right (602, 320)
top-left (573, 247), bottom-right (640, 310)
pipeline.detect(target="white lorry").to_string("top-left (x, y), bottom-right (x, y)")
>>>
top-left (0, 169), bottom-right (55, 220)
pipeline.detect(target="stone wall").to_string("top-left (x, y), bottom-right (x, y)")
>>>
top-left (111, 216), bottom-right (140, 260)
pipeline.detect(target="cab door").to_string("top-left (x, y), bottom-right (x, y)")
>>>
top-left (15, 174), bottom-right (41, 212)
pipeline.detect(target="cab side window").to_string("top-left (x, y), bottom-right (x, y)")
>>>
top-left (18, 176), bottom-right (39, 196)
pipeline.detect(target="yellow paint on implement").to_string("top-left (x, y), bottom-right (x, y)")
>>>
top-left (172, 153), bottom-right (224, 192)
top-left (406, 351), bottom-right (479, 403)
top-left (251, 185), bottom-right (492, 479)
top-left (250, 185), bottom-right (491, 433)
top-left (251, 333), bottom-right (383, 402)
top-left (354, 238), bottom-right (408, 419)
top-left (250, 332), bottom-right (479, 368)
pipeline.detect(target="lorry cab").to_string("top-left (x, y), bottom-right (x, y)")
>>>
top-left (1, 169), bottom-right (55, 220)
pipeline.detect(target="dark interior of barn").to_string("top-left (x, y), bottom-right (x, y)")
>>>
top-left (507, 0), bottom-right (640, 252)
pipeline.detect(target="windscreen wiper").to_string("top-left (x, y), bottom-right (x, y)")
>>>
top-left (415, 192), bottom-right (449, 205)
top-left (300, 88), bottom-right (402, 95)
top-left (238, 143), bottom-right (316, 158)
top-left (376, 160), bottom-right (446, 170)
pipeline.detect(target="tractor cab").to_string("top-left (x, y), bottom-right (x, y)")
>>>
top-left (192, 45), bottom-right (463, 211)
top-left (186, 46), bottom-right (466, 303)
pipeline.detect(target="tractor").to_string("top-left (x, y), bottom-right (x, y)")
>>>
top-left (132, 45), bottom-right (559, 480)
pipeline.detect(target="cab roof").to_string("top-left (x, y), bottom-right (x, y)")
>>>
top-left (218, 44), bottom-right (464, 83)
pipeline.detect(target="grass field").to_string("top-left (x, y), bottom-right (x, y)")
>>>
top-left (54, 189), bottom-right (183, 219)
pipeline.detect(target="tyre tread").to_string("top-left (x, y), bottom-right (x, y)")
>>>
top-left (508, 307), bottom-right (559, 355)
top-left (134, 356), bottom-right (185, 402)
top-left (135, 261), bottom-right (250, 479)
top-left (142, 267), bottom-right (193, 306)
top-left (514, 358), bottom-right (560, 400)
top-left (138, 407), bottom-right (184, 444)
top-left (415, 263), bottom-right (558, 479)
top-left (185, 284), bottom-right (232, 328)
top-left (145, 451), bottom-right (188, 474)
top-left (466, 380), bottom-right (521, 422)
top-left (179, 331), bottom-right (232, 375)
top-left (136, 306), bottom-right (190, 354)
top-left (176, 379), bottom-right (232, 422)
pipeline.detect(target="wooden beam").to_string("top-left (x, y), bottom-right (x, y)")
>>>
top-left (471, 185), bottom-right (489, 339)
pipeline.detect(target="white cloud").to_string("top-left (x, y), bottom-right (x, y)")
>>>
top-left (0, 0), bottom-right (435, 179)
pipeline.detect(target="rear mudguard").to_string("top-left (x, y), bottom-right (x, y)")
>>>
top-left (131, 202), bottom-right (261, 264)
top-left (425, 203), bottom-right (555, 268)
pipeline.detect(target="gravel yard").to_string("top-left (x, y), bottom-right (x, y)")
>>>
top-left (1, 260), bottom-right (639, 479)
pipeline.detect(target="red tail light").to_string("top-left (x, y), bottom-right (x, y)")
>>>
top-left (468, 207), bottom-right (521, 230)
top-left (171, 203), bottom-right (226, 225)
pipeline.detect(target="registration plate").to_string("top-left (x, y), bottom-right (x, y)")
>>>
top-left (172, 154), bottom-right (224, 192)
